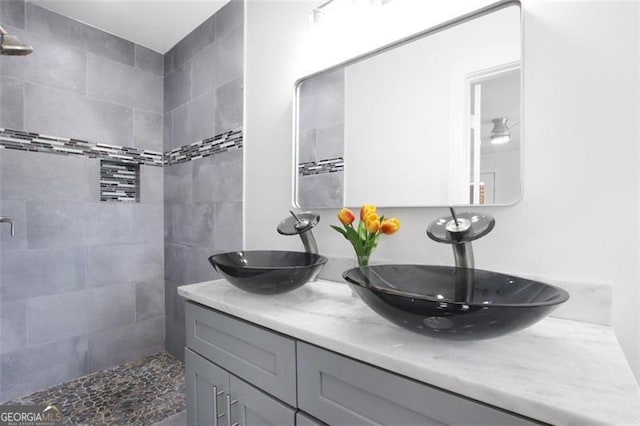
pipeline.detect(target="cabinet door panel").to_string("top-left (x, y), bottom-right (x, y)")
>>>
top-left (297, 343), bottom-right (539, 426)
top-left (296, 412), bottom-right (326, 426)
top-left (229, 375), bottom-right (296, 426)
top-left (186, 302), bottom-right (297, 405)
top-left (186, 348), bottom-right (230, 426)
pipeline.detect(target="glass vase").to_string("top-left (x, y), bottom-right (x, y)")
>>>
top-left (356, 255), bottom-right (370, 267)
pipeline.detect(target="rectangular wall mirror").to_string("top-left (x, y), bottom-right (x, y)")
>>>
top-left (294, 0), bottom-right (522, 208)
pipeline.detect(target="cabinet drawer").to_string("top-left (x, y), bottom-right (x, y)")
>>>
top-left (186, 302), bottom-right (297, 405)
top-left (297, 342), bottom-right (539, 426)
top-left (230, 375), bottom-right (296, 426)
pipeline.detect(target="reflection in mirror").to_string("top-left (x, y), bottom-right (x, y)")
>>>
top-left (294, 2), bottom-right (521, 208)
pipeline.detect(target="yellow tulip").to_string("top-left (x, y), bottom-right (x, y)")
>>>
top-left (337, 208), bottom-right (356, 225)
top-left (360, 205), bottom-right (377, 221)
top-left (380, 218), bottom-right (401, 235)
top-left (365, 213), bottom-right (380, 233)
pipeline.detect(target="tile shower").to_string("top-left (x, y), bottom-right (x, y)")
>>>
top-left (0, 0), bottom-right (244, 412)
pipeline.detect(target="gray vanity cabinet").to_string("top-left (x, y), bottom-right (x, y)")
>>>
top-left (185, 301), bottom-right (296, 405)
top-left (185, 301), bottom-right (540, 426)
top-left (185, 348), bottom-right (229, 426)
top-left (229, 375), bottom-right (296, 426)
top-left (186, 348), bottom-right (295, 426)
top-left (297, 342), bottom-right (536, 426)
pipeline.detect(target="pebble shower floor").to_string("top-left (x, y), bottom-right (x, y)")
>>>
top-left (4, 352), bottom-right (185, 425)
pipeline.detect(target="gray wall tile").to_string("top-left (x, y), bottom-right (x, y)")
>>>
top-left (215, 78), bottom-right (243, 133)
top-left (0, 75), bottom-right (23, 129)
top-left (0, 150), bottom-right (98, 202)
top-left (83, 203), bottom-right (135, 246)
top-left (133, 203), bottom-right (164, 245)
top-left (164, 61), bottom-right (191, 112)
top-left (170, 202), bottom-right (213, 247)
top-left (190, 42), bottom-right (217, 96)
top-left (0, 25), bottom-right (87, 95)
top-left (26, 201), bottom-right (136, 249)
top-left (297, 172), bottom-right (344, 208)
top-left (298, 129), bottom-right (316, 163)
top-left (0, 0), bottom-right (25, 29)
top-left (135, 44), bottom-right (163, 76)
top-left (192, 149), bottom-right (242, 203)
top-left (86, 243), bottom-right (163, 288)
top-left (213, 26), bottom-right (243, 89)
top-left (164, 243), bottom-right (193, 284)
top-left (164, 47), bottom-right (174, 75)
top-left (136, 280), bottom-right (164, 321)
top-left (191, 246), bottom-right (219, 284)
top-left (27, 290), bottom-right (93, 345)
top-left (172, 92), bottom-right (215, 147)
top-left (164, 203), bottom-right (173, 243)
top-left (25, 200), bottom-right (83, 248)
top-left (0, 248), bottom-right (86, 301)
top-left (163, 112), bottom-right (173, 151)
top-left (88, 54), bottom-right (163, 114)
top-left (87, 316), bottom-right (164, 372)
top-left (0, 300), bottom-right (27, 354)
top-left (26, 3), bottom-right (134, 66)
top-left (24, 83), bottom-right (133, 146)
top-left (0, 199), bottom-right (26, 251)
top-left (163, 0), bottom-right (243, 363)
top-left (214, 0), bottom-right (243, 40)
top-left (316, 122), bottom-right (344, 159)
top-left (164, 280), bottom-right (178, 320)
top-left (298, 79), bottom-right (316, 132)
top-left (139, 165), bottom-right (163, 205)
top-left (213, 201), bottom-right (243, 251)
top-left (191, 26), bottom-right (242, 99)
top-left (314, 68), bottom-right (344, 128)
top-left (0, 336), bottom-right (88, 401)
top-left (164, 161), bottom-right (193, 204)
top-left (133, 109), bottom-right (163, 152)
top-left (91, 284), bottom-right (136, 332)
top-left (172, 15), bottom-right (216, 70)
top-left (0, 1), bottom-right (173, 398)
top-left (165, 316), bottom-right (185, 362)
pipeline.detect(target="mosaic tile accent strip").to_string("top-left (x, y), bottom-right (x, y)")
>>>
top-left (4, 352), bottom-right (185, 425)
top-left (0, 128), bottom-right (244, 167)
top-left (100, 161), bottom-right (140, 202)
top-left (165, 128), bottom-right (243, 165)
top-left (298, 157), bottom-right (344, 176)
top-left (0, 128), bottom-right (164, 167)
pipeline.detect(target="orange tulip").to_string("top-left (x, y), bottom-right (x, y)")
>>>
top-left (360, 205), bottom-right (377, 221)
top-left (365, 213), bottom-right (380, 233)
top-left (337, 208), bottom-right (356, 225)
top-left (380, 218), bottom-right (401, 235)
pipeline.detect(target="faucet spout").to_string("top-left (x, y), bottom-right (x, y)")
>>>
top-left (277, 211), bottom-right (321, 255)
top-left (426, 207), bottom-right (495, 269)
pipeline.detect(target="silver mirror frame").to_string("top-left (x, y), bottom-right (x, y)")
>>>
top-left (292, 0), bottom-right (523, 209)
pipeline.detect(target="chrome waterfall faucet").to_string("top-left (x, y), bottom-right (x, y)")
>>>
top-left (426, 207), bottom-right (495, 269)
top-left (277, 210), bottom-right (320, 254)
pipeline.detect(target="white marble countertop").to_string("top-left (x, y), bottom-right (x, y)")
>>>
top-left (178, 279), bottom-right (640, 426)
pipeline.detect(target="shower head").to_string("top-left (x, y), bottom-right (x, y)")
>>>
top-left (0, 26), bottom-right (34, 56)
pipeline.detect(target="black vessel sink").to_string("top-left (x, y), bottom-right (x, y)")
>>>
top-left (343, 265), bottom-right (569, 340)
top-left (209, 250), bottom-right (327, 295)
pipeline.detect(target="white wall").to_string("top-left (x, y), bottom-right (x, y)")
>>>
top-left (245, 0), bottom-right (639, 380)
top-left (481, 150), bottom-right (520, 204)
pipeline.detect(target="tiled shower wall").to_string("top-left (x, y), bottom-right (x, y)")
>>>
top-left (297, 68), bottom-right (344, 208)
top-left (0, 0), bottom-right (164, 401)
top-left (163, 0), bottom-right (244, 360)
